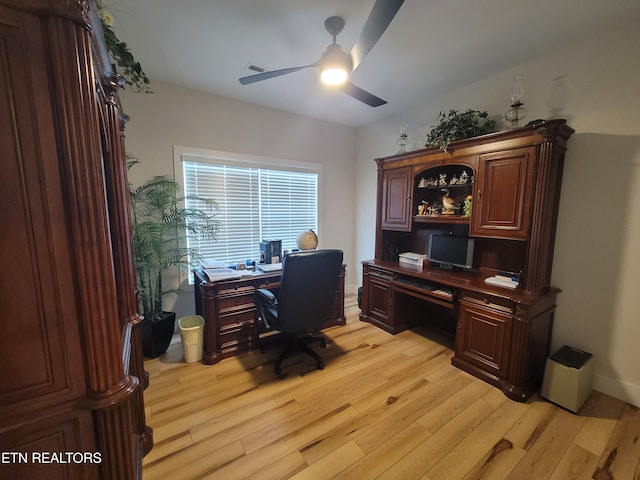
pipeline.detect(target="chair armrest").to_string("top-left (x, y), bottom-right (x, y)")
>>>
top-left (255, 288), bottom-right (278, 307)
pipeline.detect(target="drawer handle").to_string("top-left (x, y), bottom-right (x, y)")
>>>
top-left (484, 298), bottom-right (490, 304)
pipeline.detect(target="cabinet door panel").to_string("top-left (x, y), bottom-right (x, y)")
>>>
top-left (472, 147), bottom-right (535, 239)
top-left (369, 279), bottom-right (392, 322)
top-left (0, 410), bottom-right (98, 480)
top-left (0, 9), bottom-right (85, 416)
top-left (381, 167), bottom-right (412, 231)
top-left (456, 303), bottom-right (512, 377)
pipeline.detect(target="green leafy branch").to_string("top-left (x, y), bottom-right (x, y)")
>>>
top-left (425, 109), bottom-right (497, 152)
top-left (98, 3), bottom-right (152, 93)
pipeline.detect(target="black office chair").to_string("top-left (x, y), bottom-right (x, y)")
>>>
top-left (254, 249), bottom-right (343, 375)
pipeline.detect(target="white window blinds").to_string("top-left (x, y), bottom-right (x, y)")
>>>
top-left (182, 159), bottom-right (318, 266)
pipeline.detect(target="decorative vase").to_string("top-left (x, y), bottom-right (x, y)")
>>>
top-left (505, 75), bottom-right (527, 128)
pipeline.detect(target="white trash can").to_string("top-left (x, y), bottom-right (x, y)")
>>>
top-left (541, 345), bottom-right (593, 413)
top-left (178, 315), bottom-right (204, 363)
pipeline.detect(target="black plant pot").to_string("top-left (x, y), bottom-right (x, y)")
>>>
top-left (142, 311), bottom-right (176, 358)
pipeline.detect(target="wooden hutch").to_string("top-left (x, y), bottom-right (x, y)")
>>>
top-left (361, 120), bottom-right (574, 401)
top-left (0, 1), bottom-right (151, 478)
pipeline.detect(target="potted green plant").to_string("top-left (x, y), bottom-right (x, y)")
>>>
top-left (425, 109), bottom-right (498, 152)
top-left (129, 158), bottom-right (219, 357)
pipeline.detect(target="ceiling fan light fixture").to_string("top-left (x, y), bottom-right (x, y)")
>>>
top-left (321, 67), bottom-right (348, 85)
top-left (319, 44), bottom-right (352, 86)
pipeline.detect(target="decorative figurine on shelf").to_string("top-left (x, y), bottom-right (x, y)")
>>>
top-left (462, 195), bottom-right (472, 217)
top-left (417, 204), bottom-right (425, 215)
top-left (438, 173), bottom-right (448, 186)
top-left (459, 170), bottom-right (469, 184)
top-left (427, 205), bottom-right (439, 216)
top-left (427, 177), bottom-right (437, 187)
top-left (441, 188), bottom-right (459, 215)
top-left (418, 177), bottom-right (428, 188)
top-left (449, 174), bottom-right (459, 185)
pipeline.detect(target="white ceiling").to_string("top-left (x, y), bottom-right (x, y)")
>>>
top-left (107, 0), bottom-right (640, 128)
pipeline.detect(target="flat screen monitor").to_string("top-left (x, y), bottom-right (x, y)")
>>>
top-left (427, 234), bottom-right (475, 270)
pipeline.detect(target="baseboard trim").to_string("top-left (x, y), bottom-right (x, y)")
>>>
top-left (594, 373), bottom-right (640, 407)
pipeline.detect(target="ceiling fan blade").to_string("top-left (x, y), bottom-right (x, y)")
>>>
top-left (349, 0), bottom-right (404, 71)
top-left (239, 65), bottom-right (313, 85)
top-left (339, 81), bottom-right (387, 107)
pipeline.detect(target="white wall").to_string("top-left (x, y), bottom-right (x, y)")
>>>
top-left (121, 83), bottom-right (358, 318)
top-left (355, 22), bottom-right (640, 406)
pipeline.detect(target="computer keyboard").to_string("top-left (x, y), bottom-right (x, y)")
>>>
top-left (394, 277), bottom-right (454, 299)
top-left (394, 277), bottom-right (436, 291)
top-left (432, 288), bottom-right (454, 298)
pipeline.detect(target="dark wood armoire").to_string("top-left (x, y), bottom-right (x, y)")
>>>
top-left (0, 1), bottom-right (151, 478)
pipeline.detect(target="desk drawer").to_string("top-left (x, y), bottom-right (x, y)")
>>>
top-left (219, 310), bottom-right (256, 345)
top-left (460, 290), bottom-right (515, 314)
top-left (367, 267), bottom-right (395, 282)
top-left (215, 282), bottom-right (254, 296)
top-left (218, 292), bottom-right (255, 313)
top-left (219, 319), bottom-right (257, 350)
top-left (218, 309), bottom-right (255, 328)
top-left (257, 277), bottom-right (280, 289)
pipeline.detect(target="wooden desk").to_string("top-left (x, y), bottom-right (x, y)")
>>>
top-left (361, 260), bottom-right (557, 402)
top-left (194, 266), bottom-right (346, 365)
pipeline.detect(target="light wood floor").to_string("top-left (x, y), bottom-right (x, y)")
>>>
top-left (142, 305), bottom-right (640, 480)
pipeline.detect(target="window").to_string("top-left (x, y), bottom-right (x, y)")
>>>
top-left (179, 149), bottom-right (319, 267)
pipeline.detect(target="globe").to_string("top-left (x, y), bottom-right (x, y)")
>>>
top-left (296, 230), bottom-right (318, 250)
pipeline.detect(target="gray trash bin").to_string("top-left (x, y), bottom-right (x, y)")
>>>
top-left (178, 315), bottom-right (204, 363)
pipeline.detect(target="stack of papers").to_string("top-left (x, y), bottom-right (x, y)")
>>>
top-left (399, 252), bottom-right (427, 267)
top-left (201, 258), bottom-right (227, 270)
top-left (484, 275), bottom-right (519, 289)
top-left (200, 258), bottom-right (241, 281)
top-left (258, 263), bottom-right (282, 272)
top-left (202, 267), bottom-right (241, 282)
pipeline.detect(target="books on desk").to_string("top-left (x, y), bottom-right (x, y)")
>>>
top-left (258, 263), bottom-right (282, 272)
top-left (484, 275), bottom-right (519, 289)
top-left (200, 258), bottom-right (241, 281)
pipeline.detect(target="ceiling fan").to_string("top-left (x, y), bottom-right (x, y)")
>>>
top-left (238, 0), bottom-right (405, 107)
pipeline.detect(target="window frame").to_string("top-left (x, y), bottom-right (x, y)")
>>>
top-left (173, 146), bottom-right (323, 279)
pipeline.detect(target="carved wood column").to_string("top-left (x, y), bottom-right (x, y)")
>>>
top-left (522, 125), bottom-right (572, 294)
top-left (46, 9), bottom-right (138, 479)
top-left (503, 305), bottom-right (532, 400)
top-left (374, 158), bottom-right (385, 260)
top-left (99, 76), bottom-right (153, 456)
top-left (523, 139), bottom-right (554, 293)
